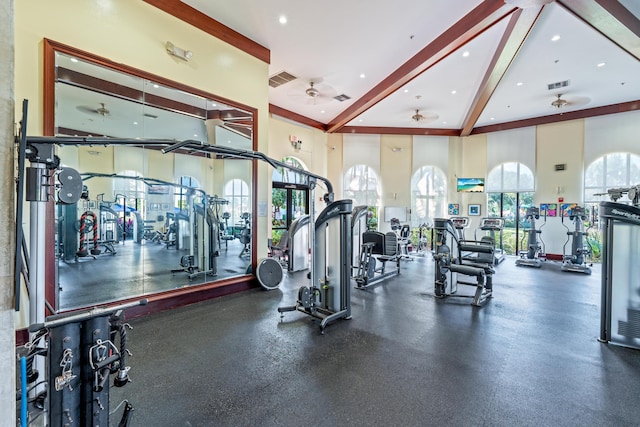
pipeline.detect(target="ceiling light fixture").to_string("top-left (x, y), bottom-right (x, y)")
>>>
top-left (166, 41), bottom-right (193, 61)
top-left (551, 34), bottom-right (561, 42)
top-left (305, 82), bottom-right (319, 98)
top-left (360, 73), bottom-right (366, 78)
top-left (597, 62), bottom-right (606, 67)
top-left (412, 109), bottom-right (425, 122)
top-left (551, 94), bottom-right (568, 110)
top-left (279, 15), bottom-right (287, 24)
top-left (462, 51), bottom-right (470, 57)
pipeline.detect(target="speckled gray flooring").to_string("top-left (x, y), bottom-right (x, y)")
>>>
top-left (109, 256), bottom-right (640, 426)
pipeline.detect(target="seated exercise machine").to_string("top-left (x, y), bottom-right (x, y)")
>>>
top-left (561, 205), bottom-right (592, 274)
top-left (470, 217), bottom-right (505, 265)
top-left (432, 218), bottom-right (495, 306)
top-left (353, 231), bottom-right (401, 289)
top-left (269, 230), bottom-right (289, 267)
top-left (238, 212), bottom-right (251, 258)
top-left (516, 207), bottom-right (546, 268)
top-left (278, 199), bottom-right (353, 333)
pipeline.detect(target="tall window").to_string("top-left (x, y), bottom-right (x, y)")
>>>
top-left (584, 152), bottom-right (640, 205)
top-left (113, 169), bottom-right (145, 211)
top-left (224, 179), bottom-right (250, 224)
top-left (583, 152), bottom-right (640, 262)
top-left (411, 165), bottom-right (447, 226)
top-left (343, 165), bottom-right (380, 229)
top-left (486, 162), bottom-right (534, 255)
top-left (175, 176), bottom-right (201, 213)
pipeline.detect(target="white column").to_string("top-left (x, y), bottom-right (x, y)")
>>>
top-left (0, 0), bottom-right (15, 424)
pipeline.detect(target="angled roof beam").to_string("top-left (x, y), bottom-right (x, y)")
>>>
top-left (558, 0), bottom-right (640, 61)
top-left (269, 104), bottom-right (328, 132)
top-left (326, 0), bottom-right (517, 133)
top-left (461, 6), bottom-right (543, 136)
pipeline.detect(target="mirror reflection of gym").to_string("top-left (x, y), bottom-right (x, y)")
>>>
top-left (50, 44), bottom-right (255, 311)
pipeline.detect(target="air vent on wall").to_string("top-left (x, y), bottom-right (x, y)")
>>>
top-left (555, 163), bottom-right (566, 171)
top-left (269, 71), bottom-right (297, 88)
top-left (548, 80), bottom-right (569, 91)
top-left (334, 94), bottom-right (351, 102)
top-left (143, 113), bottom-right (159, 119)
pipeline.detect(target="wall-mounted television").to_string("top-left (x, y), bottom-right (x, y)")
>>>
top-left (456, 177), bottom-right (485, 193)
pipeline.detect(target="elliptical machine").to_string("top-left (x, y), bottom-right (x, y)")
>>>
top-left (515, 207), bottom-right (546, 268)
top-left (561, 205), bottom-right (592, 274)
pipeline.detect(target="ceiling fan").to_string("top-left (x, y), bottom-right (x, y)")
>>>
top-left (76, 102), bottom-right (111, 117)
top-left (411, 109), bottom-right (438, 123)
top-left (550, 93), bottom-right (590, 112)
top-left (288, 80), bottom-right (337, 105)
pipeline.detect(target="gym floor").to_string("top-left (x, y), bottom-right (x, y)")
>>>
top-left (109, 255), bottom-right (640, 426)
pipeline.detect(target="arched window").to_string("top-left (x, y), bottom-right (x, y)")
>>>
top-left (411, 166), bottom-right (447, 226)
top-left (343, 165), bottom-right (380, 229)
top-left (272, 156), bottom-right (308, 185)
top-left (584, 152), bottom-right (640, 204)
top-left (224, 179), bottom-right (250, 224)
top-left (486, 162), bottom-right (534, 193)
top-left (343, 165), bottom-right (380, 206)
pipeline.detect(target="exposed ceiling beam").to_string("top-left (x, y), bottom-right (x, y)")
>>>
top-left (325, 0), bottom-right (517, 133)
top-left (338, 126), bottom-right (460, 136)
top-left (470, 99), bottom-right (640, 134)
top-left (143, 0), bottom-right (270, 63)
top-left (460, 6), bottom-right (543, 136)
top-left (269, 104), bottom-right (328, 131)
top-left (558, 0), bottom-right (640, 61)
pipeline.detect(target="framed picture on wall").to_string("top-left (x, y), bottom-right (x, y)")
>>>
top-left (448, 203), bottom-right (460, 216)
top-left (468, 204), bottom-right (481, 216)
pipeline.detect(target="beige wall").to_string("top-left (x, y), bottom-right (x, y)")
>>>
top-left (380, 135), bottom-right (412, 224)
top-left (14, 1), bottom-right (271, 325)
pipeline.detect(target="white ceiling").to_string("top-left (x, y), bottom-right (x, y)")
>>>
top-left (182, 0), bottom-right (640, 134)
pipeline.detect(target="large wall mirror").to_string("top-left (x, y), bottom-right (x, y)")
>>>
top-left (44, 39), bottom-right (257, 311)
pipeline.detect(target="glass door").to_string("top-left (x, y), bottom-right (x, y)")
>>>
top-left (271, 184), bottom-right (309, 245)
top-left (487, 192), bottom-right (534, 255)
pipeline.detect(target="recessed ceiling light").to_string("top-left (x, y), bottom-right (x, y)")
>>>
top-left (278, 15), bottom-right (287, 24)
top-left (193, 134), bottom-right (198, 137)
top-left (153, 84), bottom-right (159, 88)
top-left (597, 62), bottom-right (606, 67)
top-left (551, 35), bottom-right (560, 41)
top-left (404, 89), bottom-right (409, 93)
top-left (70, 57), bottom-right (78, 63)
top-left (359, 119), bottom-right (363, 122)
top-left (443, 121), bottom-right (447, 124)
top-left (133, 121), bottom-right (138, 125)
top-left (517, 82), bottom-right (523, 86)
top-left (462, 51), bottom-right (470, 57)
top-left (490, 117), bottom-right (495, 121)
top-left (320, 110), bottom-right (325, 114)
top-left (360, 73), bottom-right (366, 78)
top-left (451, 90), bottom-right (457, 94)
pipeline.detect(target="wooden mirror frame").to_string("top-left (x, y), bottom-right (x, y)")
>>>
top-left (42, 38), bottom-right (259, 316)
